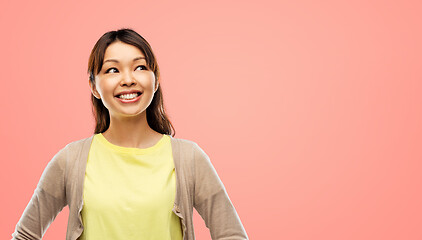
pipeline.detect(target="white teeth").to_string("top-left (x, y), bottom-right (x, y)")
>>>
top-left (118, 93), bottom-right (139, 99)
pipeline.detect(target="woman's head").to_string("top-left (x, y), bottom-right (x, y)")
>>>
top-left (88, 28), bottom-right (175, 136)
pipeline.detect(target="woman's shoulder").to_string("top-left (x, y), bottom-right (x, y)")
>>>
top-left (55, 134), bottom-right (94, 155)
top-left (48, 135), bottom-right (94, 165)
top-left (169, 135), bottom-right (211, 164)
top-left (168, 135), bottom-right (205, 152)
top-left (66, 134), bottom-right (95, 148)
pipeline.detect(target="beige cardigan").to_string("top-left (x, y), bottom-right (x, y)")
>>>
top-left (12, 134), bottom-right (248, 240)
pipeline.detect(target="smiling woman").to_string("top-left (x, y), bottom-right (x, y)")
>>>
top-left (11, 28), bottom-right (248, 240)
top-left (87, 30), bottom-right (171, 144)
top-left (88, 40), bottom-right (161, 137)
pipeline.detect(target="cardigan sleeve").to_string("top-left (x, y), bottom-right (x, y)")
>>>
top-left (192, 143), bottom-right (248, 240)
top-left (11, 145), bottom-right (68, 240)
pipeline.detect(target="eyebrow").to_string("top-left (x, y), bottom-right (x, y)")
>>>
top-left (103, 56), bottom-right (145, 64)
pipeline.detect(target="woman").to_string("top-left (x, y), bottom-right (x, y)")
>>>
top-left (12, 28), bottom-right (248, 240)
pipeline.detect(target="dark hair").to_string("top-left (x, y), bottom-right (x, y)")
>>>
top-left (87, 28), bottom-right (175, 137)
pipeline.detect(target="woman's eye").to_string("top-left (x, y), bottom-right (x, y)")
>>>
top-left (105, 67), bottom-right (117, 74)
top-left (105, 65), bottom-right (146, 74)
top-left (136, 65), bottom-right (147, 70)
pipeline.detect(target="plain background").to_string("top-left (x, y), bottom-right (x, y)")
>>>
top-left (1, 0), bottom-right (421, 239)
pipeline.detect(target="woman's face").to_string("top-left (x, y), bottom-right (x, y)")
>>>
top-left (89, 41), bottom-right (158, 119)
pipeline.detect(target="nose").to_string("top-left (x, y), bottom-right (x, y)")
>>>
top-left (120, 69), bottom-right (136, 86)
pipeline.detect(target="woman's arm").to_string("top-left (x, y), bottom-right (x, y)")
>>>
top-left (11, 145), bottom-right (68, 240)
top-left (192, 143), bottom-right (249, 240)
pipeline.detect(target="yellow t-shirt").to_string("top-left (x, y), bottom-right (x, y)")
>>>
top-left (79, 133), bottom-right (183, 240)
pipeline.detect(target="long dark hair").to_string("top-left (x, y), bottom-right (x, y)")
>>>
top-left (87, 28), bottom-right (175, 137)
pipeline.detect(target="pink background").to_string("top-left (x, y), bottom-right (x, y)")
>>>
top-left (1, 0), bottom-right (421, 239)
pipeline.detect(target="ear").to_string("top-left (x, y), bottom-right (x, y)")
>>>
top-left (89, 80), bottom-right (101, 99)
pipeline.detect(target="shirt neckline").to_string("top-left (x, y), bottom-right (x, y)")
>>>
top-left (96, 133), bottom-right (167, 155)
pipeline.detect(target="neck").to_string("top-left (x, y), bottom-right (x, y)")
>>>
top-left (102, 111), bottom-right (161, 149)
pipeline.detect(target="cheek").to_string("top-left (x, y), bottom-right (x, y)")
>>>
top-left (148, 73), bottom-right (157, 86)
top-left (138, 72), bottom-right (156, 88)
top-left (96, 81), bottom-right (115, 97)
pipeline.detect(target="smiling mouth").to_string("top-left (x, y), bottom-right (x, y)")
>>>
top-left (115, 92), bottom-right (142, 100)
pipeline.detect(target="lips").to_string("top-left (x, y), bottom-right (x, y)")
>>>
top-left (115, 93), bottom-right (142, 103)
top-left (114, 90), bottom-right (142, 97)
